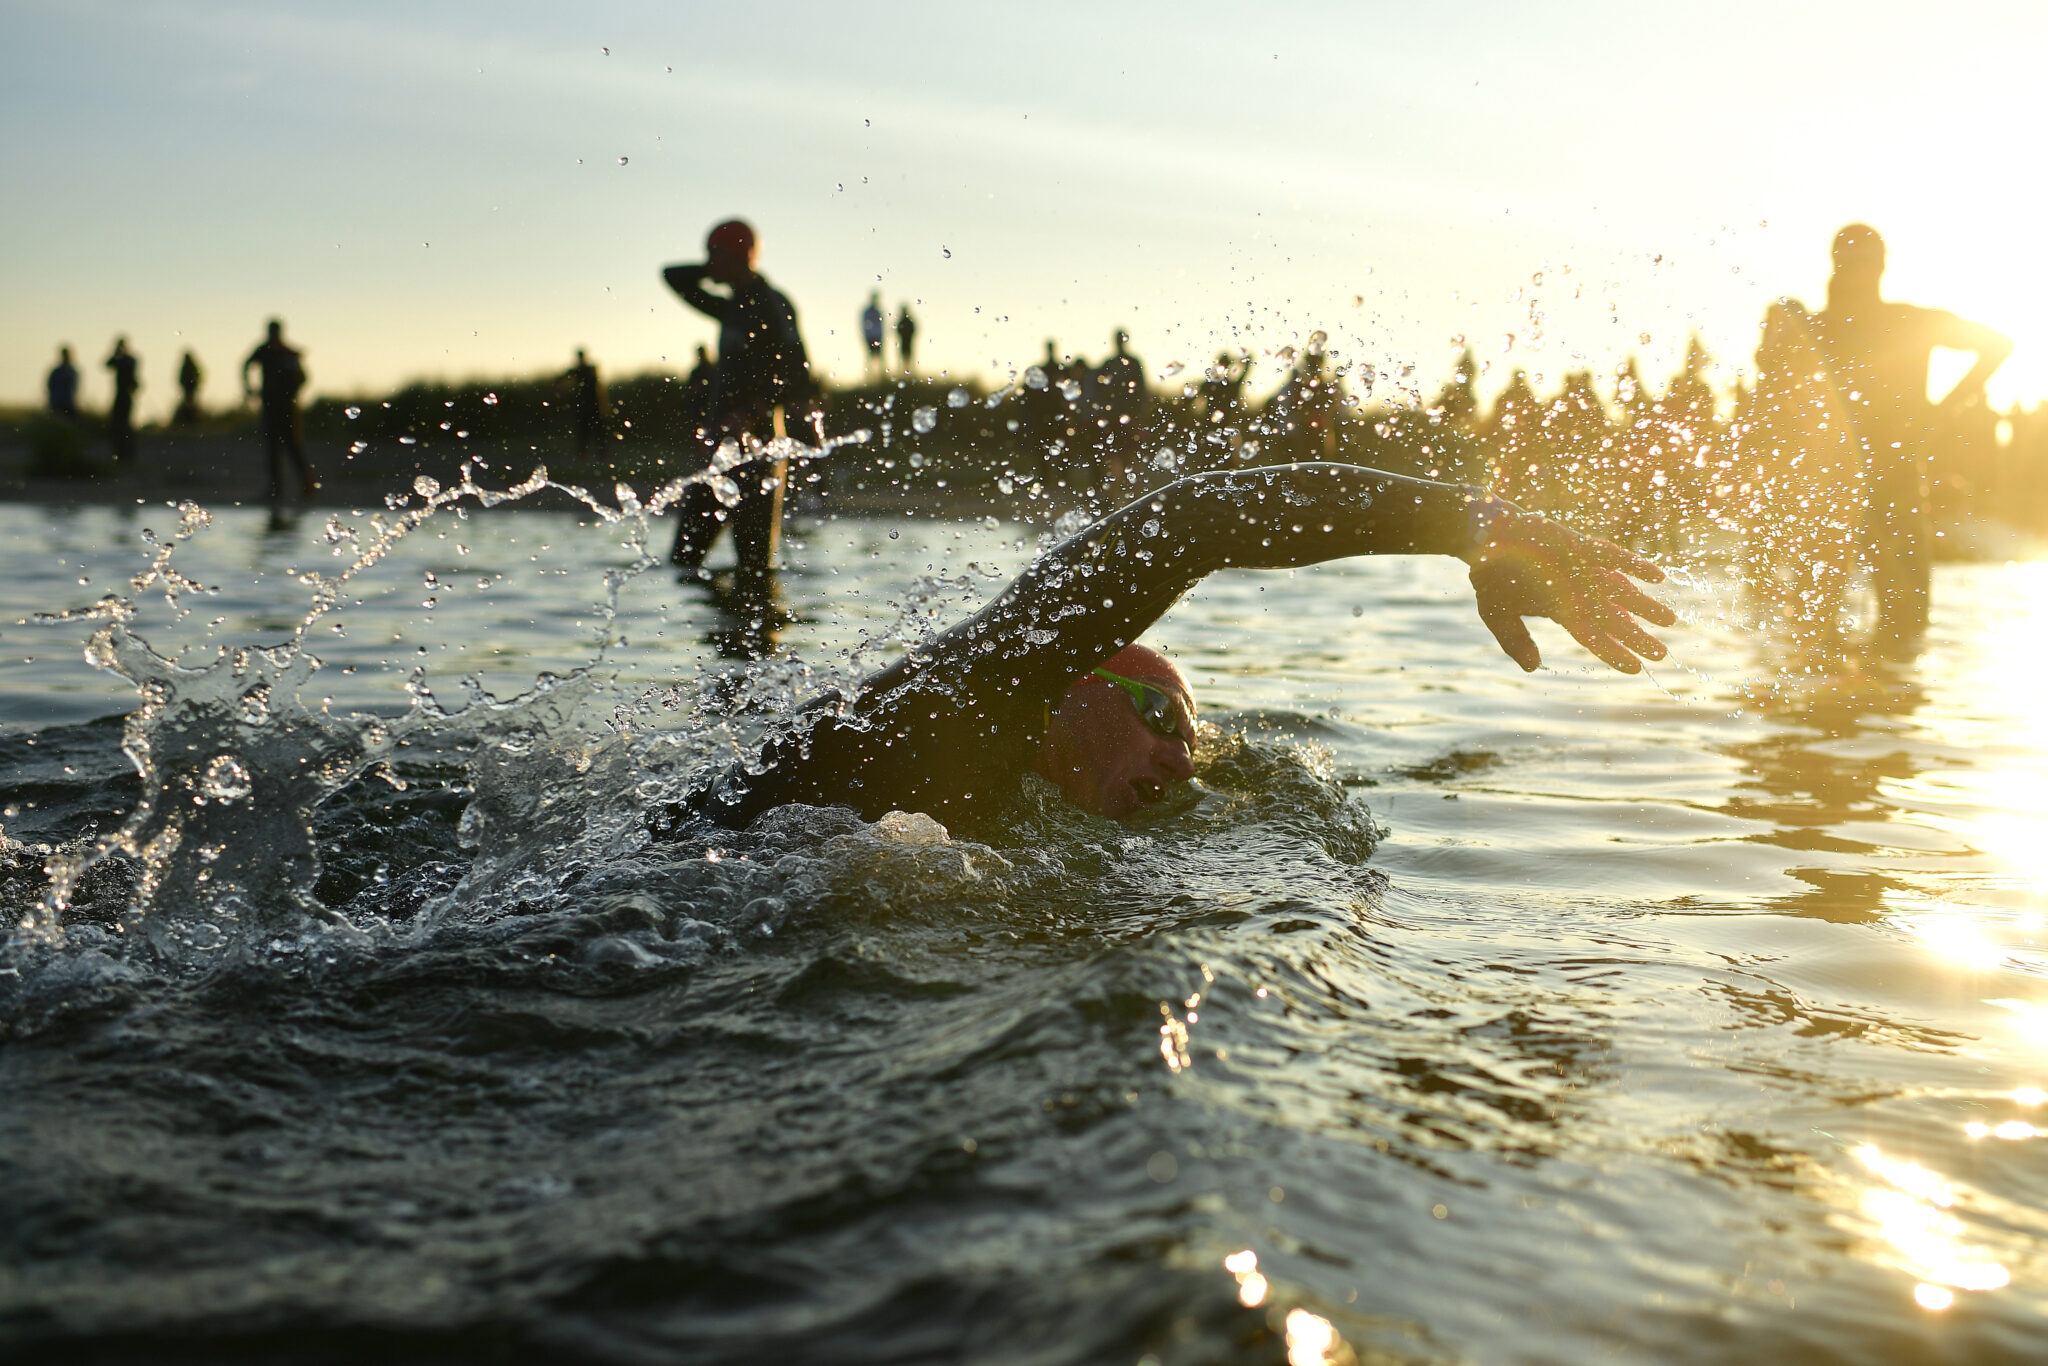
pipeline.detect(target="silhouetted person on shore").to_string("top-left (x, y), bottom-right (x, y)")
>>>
top-left (895, 304), bottom-right (918, 373)
top-left (46, 347), bottom-right (79, 417)
top-left (243, 319), bottom-right (315, 501)
top-left (103, 337), bottom-right (139, 464)
top-left (1810, 224), bottom-right (2011, 652)
top-left (861, 292), bottom-right (886, 378)
top-left (560, 348), bottom-right (606, 456)
top-left (662, 219), bottom-right (813, 594)
top-left (174, 350), bottom-right (204, 426)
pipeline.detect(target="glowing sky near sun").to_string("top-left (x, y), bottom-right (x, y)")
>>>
top-left (5, 0), bottom-right (2046, 421)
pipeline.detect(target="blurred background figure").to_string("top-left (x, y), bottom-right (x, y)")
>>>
top-left (663, 218), bottom-right (812, 596)
top-left (103, 336), bottom-right (139, 464)
top-left (45, 345), bottom-right (79, 417)
top-left (860, 291), bottom-right (885, 378)
top-left (1089, 327), bottom-right (1148, 485)
top-left (174, 349), bottom-right (204, 426)
top-left (895, 302), bottom-right (918, 374)
top-left (559, 348), bottom-right (607, 457)
top-left (243, 318), bottom-right (315, 501)
top-left (1734, 298), bottom-right (1863, 667)
top-left (1809, 224), bottom-right (2011, 654)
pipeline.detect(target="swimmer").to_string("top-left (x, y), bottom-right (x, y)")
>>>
top-left (669, 462), bottom-right (1676, 830)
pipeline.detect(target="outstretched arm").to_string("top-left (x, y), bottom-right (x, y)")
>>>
top-left (662, 264), bottom-right (728, 321)
top-left (859, 463), bottom-right (1672, 724)
top-left (700, 463), bottom-right (1675, 827)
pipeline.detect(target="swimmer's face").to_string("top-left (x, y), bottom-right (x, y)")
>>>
top-left (1035, 665), bottom-right (1197, 818)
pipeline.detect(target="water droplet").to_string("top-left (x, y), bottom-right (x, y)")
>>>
top-left (946, 387), bottom-right (970, 408)
top-left (201, 755), bottom-right (253, 802)
top-left (1057, 378), bottom-right (1082, 402)
top-left (1023, 366), bottom-right (1048, 391)
top-left (414, 476), bottom-right (441, 497)
top-left (911, 406), bottom-right (938, 434)
top-left (617, 156), bottom-right (628, 166)
top-left (483, 392), bottom-right (499, 405)
top-left (600, 46), bottom-right (609, 55)
top-left (343, 406), bottom-right (361, 419)
top-left (941, 246), bottom-right (951, 259)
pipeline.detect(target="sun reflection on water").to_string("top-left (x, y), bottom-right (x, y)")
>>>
top-left (1853, 1145), bottom-right (2010, 1297)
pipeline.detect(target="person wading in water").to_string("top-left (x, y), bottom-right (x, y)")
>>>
top-left (662, 219), bottom-right (813, 598)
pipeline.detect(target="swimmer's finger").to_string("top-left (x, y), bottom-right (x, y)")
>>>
top-left (1477, 595), bottom-right (1542, 671)
top-left (1580, 535), bottom-right (1666, 583)
top-left (1561, 616), bottom-right (1643, 674)
top-left (1603, 607), bottom-right (1668, 662)
top-left (1601, 572), bottom-right (1680, 628)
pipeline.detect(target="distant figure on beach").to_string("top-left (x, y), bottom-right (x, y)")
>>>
top-left (243, 319), bottom-right (315, 501)
top-left (46, 346), bottom-right (79, 417)
top-left (662, 219), bottom-right (813, 593)
top-left (1090, 328), bottom-right (1148, 485)
top-left (559, 349), bottom-right (606, 456)
top-left (174, 350), bottom-right (204, 426)
top-left (1809, 224), bottom-right (2011, 653)
top-left (658, 462), bottom-right (1675, 831)
top-left (861, 292), bottom-right (886, 378)
top-left (895, 304), bottom-right (918, 373)
top-left (103, 337), bottom-right (140, 464)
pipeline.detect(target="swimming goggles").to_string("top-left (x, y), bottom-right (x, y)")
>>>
top-left (1093, 667), bottom-right (1194, 748)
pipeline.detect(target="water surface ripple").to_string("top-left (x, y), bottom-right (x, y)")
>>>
top-left (2, 503), bottom-right (2045, 1364)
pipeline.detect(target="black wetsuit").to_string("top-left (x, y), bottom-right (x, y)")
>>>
top-left (662, 266), bottom-right (811, 584)
top-left (670, 463), bottom-right (1487, 831)
top-left (105, 348), bottom-right (139, 463)
top-left (245, 338), bottom-right (310, 499)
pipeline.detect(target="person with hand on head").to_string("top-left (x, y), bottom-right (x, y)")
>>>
top-left (663, 219), bottom-right (813, 595)
top-left (665, 461), bottom-right (1676, 832)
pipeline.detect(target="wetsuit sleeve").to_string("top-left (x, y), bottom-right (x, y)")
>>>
top-left (663, 264), bottom-right (730, 321)
top-left (863, 463), bottom-right (1484, 725)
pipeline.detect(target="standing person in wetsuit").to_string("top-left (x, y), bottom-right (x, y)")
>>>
top-left (560, 349), bottom-right (606, 457)
top-left (861, 292), bottom-right (886, 378)
top-left (666, 461), bottom-right (1675, 833)
top-left (174, 350), bottom-right (204, 426)
top-left (103, 337), bottom-right (140, 464)
top-left (662, 219), bottom-right (813, 594)
top-left (1810, 224), bottom-right (2011, 653)
top-left (46, 346), bottom-right (79, 418)
top-left (244, 319), bottom-right (316, 502)
top-left (895, 303), bottom-right (918, 374)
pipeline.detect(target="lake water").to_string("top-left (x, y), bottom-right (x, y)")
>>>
top-left (1, 486), bottom-right (2044, 1365)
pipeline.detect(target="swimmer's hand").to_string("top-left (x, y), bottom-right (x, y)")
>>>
top-left (1466, 512), bottom-right (1677, 674)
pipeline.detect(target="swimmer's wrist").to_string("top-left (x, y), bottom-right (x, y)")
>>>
top-left (1461, 490), bottom-right (1519, 563)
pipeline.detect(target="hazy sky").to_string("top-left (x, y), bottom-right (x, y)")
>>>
top-left (6, 0), bottom-right (2045, 421)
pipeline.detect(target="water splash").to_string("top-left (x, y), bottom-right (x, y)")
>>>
top-left (18, 432), bottom-right (870, 955)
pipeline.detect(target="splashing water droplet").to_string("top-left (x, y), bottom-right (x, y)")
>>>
top-left (1057, 379), bottom-right (1082, 402)
top-left (617, 156), bottom-right (628, 166)
top-left (946, 387), bottom-right (970, 409)
top-left (911, 407), bottom-right (938, 434)
top-left (483, 392), bottom-right (499, 405)
top-left (343, 406), bottom-right (361, 420)
top-left (201, 755), bottom-right (253, 803)
top-left (414, 476), bottom-right (441, 498)
top-left (1023, 366), bottom-right (1049, 391)
top-left (941, 246), bottom-right (952, 259)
